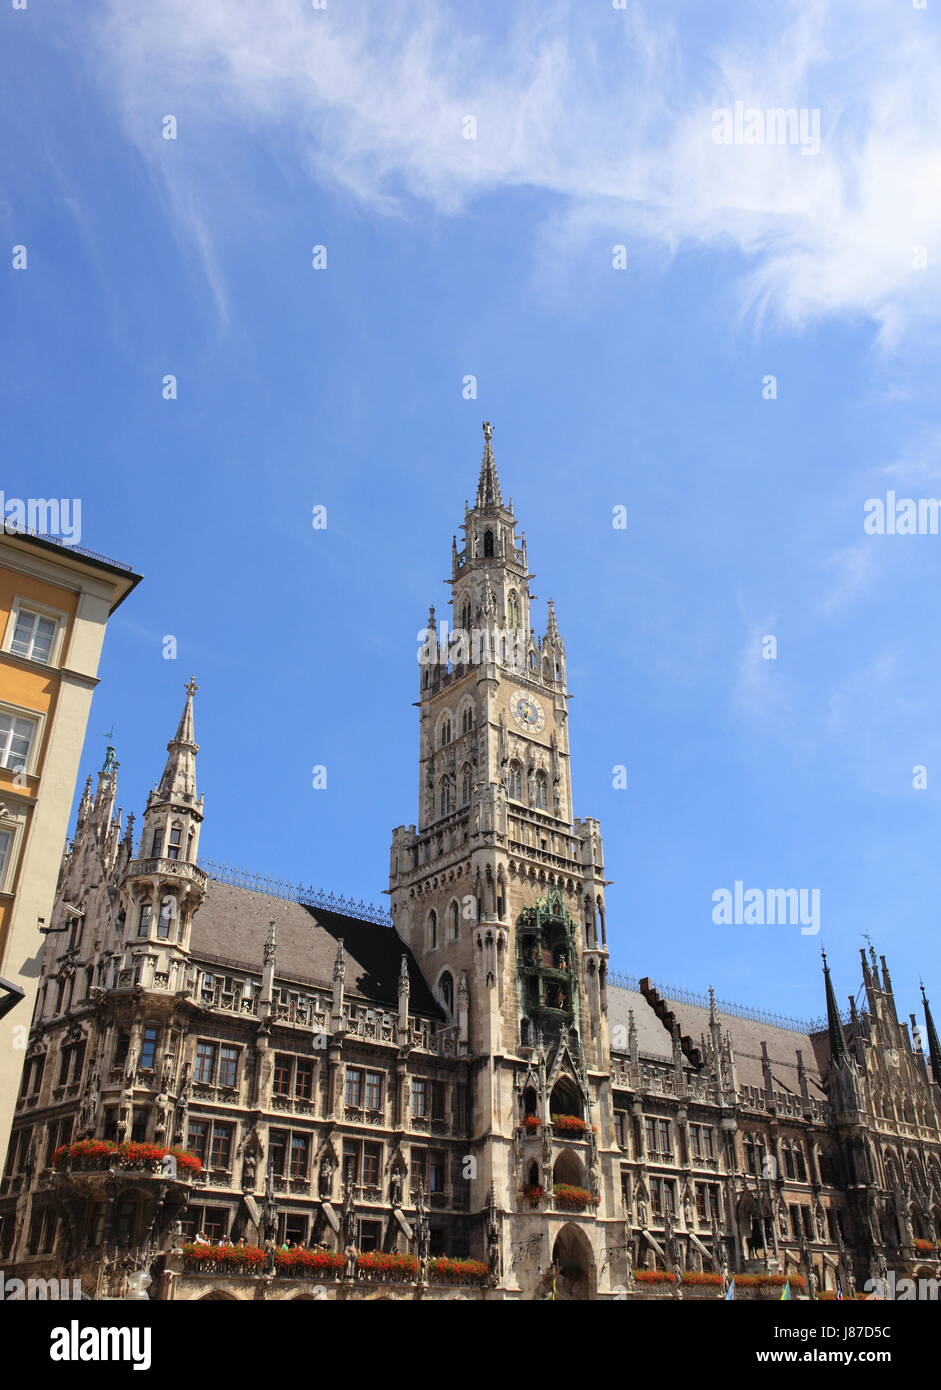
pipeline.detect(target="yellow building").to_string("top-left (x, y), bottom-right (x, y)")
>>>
top-left (0, 529), bottom-right (140, 1167)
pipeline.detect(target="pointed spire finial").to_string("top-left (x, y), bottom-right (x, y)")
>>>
top-left (156, 678), bottom-right (200, 803)
top-left (475, 421), bottom-right (503, 508)
top-left (921, 982), bottom-right (941, 1085)
top-left (822, 949), bottom-right (848, 1065)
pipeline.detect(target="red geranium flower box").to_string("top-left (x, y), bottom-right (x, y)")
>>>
top-left (552, 1183), bottom-right (600, 1208)
top-left (357, 1251), bottom-right (419, 1277)
top-left (277, 1248), bottom-right (345, 1272)
top-left (54, 1139), bottom-right (202, 1174)
top-left (550, 1114), bottom-right (589, 1134)
top-left (428, 1257), bottom-right (489, 1283)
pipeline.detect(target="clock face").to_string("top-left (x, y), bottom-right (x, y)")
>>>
top-left (510, 689), bottom-right (545, 733)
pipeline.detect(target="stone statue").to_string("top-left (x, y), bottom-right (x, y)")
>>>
top-left (242, 1149), bottom-right (257, 1192)
top-left (153, 1091), bottom-right (171, 1141)
top-left (319, 1154), bottom-right (335, 1201)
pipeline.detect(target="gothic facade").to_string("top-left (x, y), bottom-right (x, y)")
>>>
top-left (2, 426), bottom-right (941, 1300)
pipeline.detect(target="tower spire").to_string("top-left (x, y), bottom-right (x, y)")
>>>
top-left (822, 950), bottom-right (848, 1064)
top-left (475, 420), bottom-right (503, 509)
top-left (921, 983), bottom-right (941, 1085)
top-left (157, 676), bottom-right (200, 803)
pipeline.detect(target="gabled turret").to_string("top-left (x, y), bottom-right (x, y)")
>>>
top-left (119, 680), bottom-right (208, 964)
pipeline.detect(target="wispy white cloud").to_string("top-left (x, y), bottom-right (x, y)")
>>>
top-left (818, 540), bottom-right (880, 617)
top-left (92, 0), bottom-right (941, 342)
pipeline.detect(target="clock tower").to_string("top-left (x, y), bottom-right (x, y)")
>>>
top-left (390, 424), bottom-right (615, 1276)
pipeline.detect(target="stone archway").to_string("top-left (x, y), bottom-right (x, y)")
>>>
top-left (549, 1223), bottom-right (597, 1301)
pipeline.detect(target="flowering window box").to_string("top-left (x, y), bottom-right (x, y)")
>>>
top-left (552, 1184), bottom-right (600, 1209)
top-left (521, 1117), bottom-right (541, 1133)
top-left (550, 1114), bottom-right (589, 1135)
top-left (428, 1257), bottom-right (489, 1285)
top-left (736, 1273), bottom-right (805, 1292)
top-left (53, 1139), bottom-right (202, 1176)
top-left (357, 1251), bottom-right (419, 1280)
top-left (181, 1243), bottom-right (267, 1273)
top-left (276, 1248), bottom-right (345, 1276)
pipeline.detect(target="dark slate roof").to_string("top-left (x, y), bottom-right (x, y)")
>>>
top-left (608, 983), bottom-right (827, 1097)
top-left (607, 985), bottom-right (677, 1057)
top-left (189, 879), bottom-right (440, 1016)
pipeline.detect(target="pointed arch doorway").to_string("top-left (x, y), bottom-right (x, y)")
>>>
top-left (550, 1223), bottom-right (596, 1301)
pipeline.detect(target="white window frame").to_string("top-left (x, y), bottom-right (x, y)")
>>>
top-left (0, 811), bottom-right (22, 893)
top-left (0, 701), bottom-right (42, 777)
top-left (3, 596), bottom-right (68, 667)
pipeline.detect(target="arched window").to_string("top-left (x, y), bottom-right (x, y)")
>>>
top-left (461, 704), bottom-right (474, 734)
top-left (484, 530), bottom-right (494, 557)
top-left (440, 718), bottom-right (451, 747)
top-left (439, 778), bottom-right (452, 818)
top-left (138, 900), bottom-right (152, 936)
top-left (449, 900), bottom-right (460, 941)
top-left (794, 1143), bottom-right (807, 1183)
top-left (460, 600), bottom-right (471, 632)
top-left (784, 1144), bottom-right (795, 1180)
top-left (439, 970), bottom-right (454, 1017)
top-left (428, 909), bottom-right (438, 951)
top-left (461, 765), bottom-right (472, 805)
top-left (744, 1134), bottom-right (757, 1177)
top-left (508, 761), bottom-right (523, 801)
top-left (534, 770), bottom-right (549, 810)
top-left (507, 591), bottom-right (521, 628)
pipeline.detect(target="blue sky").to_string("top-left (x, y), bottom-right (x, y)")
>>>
top-left (4, 0), bottom-right (941, 1029)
